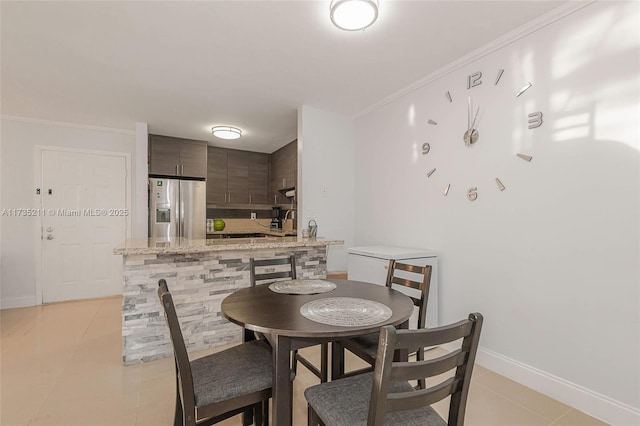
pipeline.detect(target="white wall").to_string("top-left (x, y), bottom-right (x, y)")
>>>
top-left (353, 2), bottom-right (639, 424)
top-left (0, 117), bottom-right (138, 308)
top-left (134, 122), bottom-right (149, 238)
top-left (298, 105), bottom-right (355, 272)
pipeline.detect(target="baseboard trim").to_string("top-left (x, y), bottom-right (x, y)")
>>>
top-left (440, 342), bottom-right (640, 425)
top-left (0, 296), bottom-right (36, 310)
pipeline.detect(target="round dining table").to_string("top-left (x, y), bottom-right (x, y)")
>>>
top-left (221, 279), bottom-right (414, 426)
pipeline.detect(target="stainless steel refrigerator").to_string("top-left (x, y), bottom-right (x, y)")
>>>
top-left (149, 178), bottom-right (206, 239)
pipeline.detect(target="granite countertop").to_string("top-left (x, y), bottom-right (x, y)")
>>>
top-left (207, 229), bottom-right (297, 237)
top-left (113, 236), bottom-right (343, 255)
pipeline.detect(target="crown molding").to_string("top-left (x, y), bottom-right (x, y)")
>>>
top-left (0, 115), bottom-right (136, 135)
top-left (354, 0), bottom-right (596, 119)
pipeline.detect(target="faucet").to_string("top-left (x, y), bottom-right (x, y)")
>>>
top-left (284, 209), bottom-right (296, 222)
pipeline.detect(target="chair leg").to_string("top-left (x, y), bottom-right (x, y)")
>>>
top-left (242, 407), bottom-right (254, 426)
top-left (292, 349), bottom-right (299, 375)
top-left (253, 402), bottom-right (263, 426)
top-left (263, 399), bottom-right (269, 426)
top-left (320, 343), bottom-right (328, 382)
top-left (417, 346), bottom-right (425, 390)
top-left (174, 386), bottom-right (183, 426)
top-left (308, 404), bottom-right (323, 426)
top-left (307, 405), bottom-right (314, 426)
top-left (330, 341), bottom-right (345, 380)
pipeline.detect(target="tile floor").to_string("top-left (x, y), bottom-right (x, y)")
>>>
top-left (0, 296), bottom-right (609, 426)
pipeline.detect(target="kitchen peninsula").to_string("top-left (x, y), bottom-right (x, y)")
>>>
top-left (114, 236), bottom-right (343, 365)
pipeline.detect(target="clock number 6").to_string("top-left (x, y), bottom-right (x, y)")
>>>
top-left (467, 187), bottom-right (478, 201)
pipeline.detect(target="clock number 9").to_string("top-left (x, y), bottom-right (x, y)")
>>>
top-left (467, 187), bottom-right (478, 201)
top-left (422, 142), bottom-right (430, 155)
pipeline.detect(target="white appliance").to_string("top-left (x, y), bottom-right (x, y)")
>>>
top-left (347, 246), bottom-right (439, 328)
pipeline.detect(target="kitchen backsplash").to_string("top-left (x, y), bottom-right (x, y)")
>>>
top-left (206, 218), bottom-right (295, 232)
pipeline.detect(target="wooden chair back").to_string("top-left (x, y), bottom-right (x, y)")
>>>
top-left (249, 255), bottom-right (297, 286)
top-left (384, 260), bottom-right (432, 329)
top-left (158, 279), bottom-right (197, 419)
top-left (369, 313), bottom-right (483, 426)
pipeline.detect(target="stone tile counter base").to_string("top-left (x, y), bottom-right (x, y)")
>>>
top-left (122, 247), bottom-right (327, 365)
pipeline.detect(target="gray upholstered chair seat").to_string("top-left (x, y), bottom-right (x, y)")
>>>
top-left (304, 372), bottom-right (446, 426)
top-left (347, 333), bottom-right (379, 358)
top-left (191, 340), bottom-right (273, 407)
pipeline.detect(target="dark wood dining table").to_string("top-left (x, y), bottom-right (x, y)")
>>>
top-left (221, 279), bottom-right (415, 426)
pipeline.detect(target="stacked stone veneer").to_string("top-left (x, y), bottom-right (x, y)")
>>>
top-left (122, 247), bottom-right (327, 365)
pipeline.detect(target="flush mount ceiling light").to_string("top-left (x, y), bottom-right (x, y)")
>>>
top-left (211, 126), bottom-right (242, 140)
top-left (330, 0), bottom-right (379, 31)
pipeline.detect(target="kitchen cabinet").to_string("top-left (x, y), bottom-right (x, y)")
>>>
top-left (248, 152), bottom-right (269, 204)
top-left (149, 135), bottom-right (207, 179)
top-left (206, 148), bottom-right (270, 205)
top-left (227, 150), bottom-right (249, 204)
top-left (206, 147), bottom-right (227, 204)
top-left (270, 140), bottom-right (297, 204)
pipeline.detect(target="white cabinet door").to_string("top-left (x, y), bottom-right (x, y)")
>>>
top-left (347, 255), bottom-right (389, 286)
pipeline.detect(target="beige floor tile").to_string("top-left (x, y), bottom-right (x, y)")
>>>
top-left (464, 384), bottom-right (551, 426)
top-left (0, 382), bottom-right (50, 426)
top-left (552, 408), bottom-right (610, 426)
top-left (0, 296), bottom-right (609, 426)
top-left (474, 371), bottom-right (572, 422)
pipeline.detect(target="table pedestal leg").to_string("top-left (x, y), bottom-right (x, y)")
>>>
top-left (273, 334), bottom-right (292, 426)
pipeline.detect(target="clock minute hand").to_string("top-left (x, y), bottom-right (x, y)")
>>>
top-left (468, 96), bottom-right (471, 132)
top-left (469, 106), bottom-right (480, 132)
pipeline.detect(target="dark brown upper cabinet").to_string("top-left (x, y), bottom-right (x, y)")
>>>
top-left (248, 152), bottom-right (270, 205)
top-left (206, 148), bottom-right (271, 205)
top-left (270, 140), bottom-right (297, 204)
top-left (149, 135), bottom-right (207, 179)
top-left (206, 147), bottom-right (228, 204)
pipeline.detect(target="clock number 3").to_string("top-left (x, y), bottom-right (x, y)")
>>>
top-left (528, 112), bottom-right (543, 129)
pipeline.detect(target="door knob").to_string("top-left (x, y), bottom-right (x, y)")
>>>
top-left (46, 234), bottom-right (54, 240)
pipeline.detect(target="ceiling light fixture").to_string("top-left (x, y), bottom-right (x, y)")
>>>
top-left (211, 126), bottom-right (242, 140)
top-left (330, 0), bottom-right (379, 31)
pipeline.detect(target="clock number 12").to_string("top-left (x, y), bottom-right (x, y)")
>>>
top-left (468, 72), bottom-right (482, 89)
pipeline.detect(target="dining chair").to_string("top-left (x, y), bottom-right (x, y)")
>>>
top-left (332, 260), bottom-right (432, 387)
top-left (305, 312), bottom-right (483, 426)
top-left (249, 255), bottom-right (329, 383)
top-left (158, 279), bottom-right (273, 426)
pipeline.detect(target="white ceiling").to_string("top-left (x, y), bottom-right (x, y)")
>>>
top-left (1, 1), bottom-right (569, 153)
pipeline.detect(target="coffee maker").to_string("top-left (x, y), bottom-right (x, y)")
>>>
top-left (270, 207), bottom-right (281, 229)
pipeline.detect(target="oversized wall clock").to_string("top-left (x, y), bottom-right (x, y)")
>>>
top-left (422, 68), bottom-right (544, 201)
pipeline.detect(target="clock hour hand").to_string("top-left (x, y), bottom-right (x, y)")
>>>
top-left (464, 104), bottom-right (480, 146)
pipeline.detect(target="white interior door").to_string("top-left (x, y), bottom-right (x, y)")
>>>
top-left (41, 149), bottom-right (127, 303)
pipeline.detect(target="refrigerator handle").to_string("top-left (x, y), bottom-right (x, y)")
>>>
top-left (179, 192), bottom-right (185, 238)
